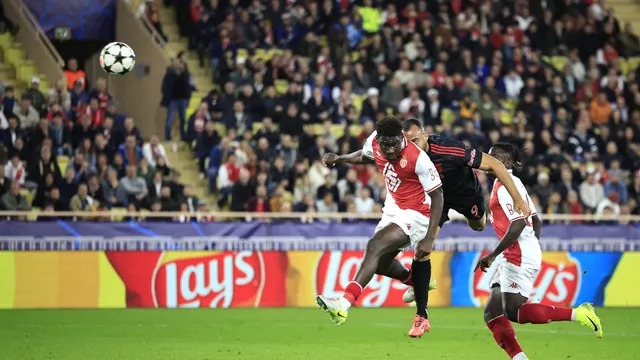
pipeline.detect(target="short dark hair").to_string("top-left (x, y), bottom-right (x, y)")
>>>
top-left (491, 142), bottom-right (523, 170)
top-left (402, 118), bottom-right (423, 131)
top-left (375, 116), bottom-right (403, 137)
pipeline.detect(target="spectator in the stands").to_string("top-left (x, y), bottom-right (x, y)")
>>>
top-left (229, 168), bottom-right (253, 211)
top-left (71, 114), bottom-right (95, 149)
top-left (580, 167), bottom-right (606, 213)
top-left (147, 170), bottom-right (165, 201)
top-left (13, 95), bottom-right (39, 128)
top-left (102, 168), bottom-right (127, 208)
top-left (118, 135), bottom-right (143, 167)
top-left (159, 185), bottom-right (180, 211)
top-left (47, 79), bottom-right (72, 113)
top-left (142, 135), bottom-right (169, 168)
top-left (162, 58), bottom-right (192, 145)
top-left (187, 102), bottom-right (211, 142)
top-left (4, 152), bottom-right (25, 186)
top-left (49, 112), bottom-right (72, 156)
top-left (0, 163), bottom-right (9, 198)
top-left (1, 181), bottom-right (30, 211)
top-left (63, 58), bottom-right (86, 91)
top-left (27, 146), bottom-right (59, 186)
top-left (70, 183), bottom-right (97, 212)
top-left (121, 165), bottom-right (149, 207)
top-left (24, 77), bottom-right (46, 115)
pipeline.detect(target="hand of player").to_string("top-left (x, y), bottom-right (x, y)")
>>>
top-left (514, 198), bottom-right (531, 217)
top-left (322, 153), bottom-right (340, 168)
top-left (474, 253), bottom-right (496, 273)
top-left (415, 238), bottom-right (433, 260)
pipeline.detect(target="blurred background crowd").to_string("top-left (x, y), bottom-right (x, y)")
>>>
top-left (3, 0), bottom-right (640, 222)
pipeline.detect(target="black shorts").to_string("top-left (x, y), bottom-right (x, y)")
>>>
top-left (439, 187), bottom-right (486, 227)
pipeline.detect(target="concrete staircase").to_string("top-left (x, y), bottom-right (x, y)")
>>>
top-left (0, 32), bottom-right (50, 96)
top-left (122, 1), bottom-right (217, 208)
top-left (609, 0), bottom-right (640, 29)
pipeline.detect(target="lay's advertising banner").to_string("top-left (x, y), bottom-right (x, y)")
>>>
top-left (0, 251), bottom-right (637, 309)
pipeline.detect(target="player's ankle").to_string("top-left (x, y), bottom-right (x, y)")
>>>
top-left (570, 309), bottom-right (577, 321)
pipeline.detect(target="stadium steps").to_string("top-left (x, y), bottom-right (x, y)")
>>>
top-left (609, 0), bottom-right (640, 27)
top-left (121, 1), bottom-right (215, 207)
top-left (162, 141), bottom-right (218, 209)
top-left (0, 32), bottom-right (50, 95)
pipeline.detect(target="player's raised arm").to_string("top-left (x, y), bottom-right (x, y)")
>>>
top-left (322, 149), bottom-right (375, 167)
top-left (322, 131), bottom-right (377, 167)
top-left (414, 151), bottom-right (444, 259)
top-left (478, 152), bottom-right (531, 217)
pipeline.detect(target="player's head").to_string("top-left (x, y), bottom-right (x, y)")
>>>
top-left (489, 142), bottom-right (523, 170)
top-left (401, 118), bottom-right (426, 148)
top-left (375, 116), bottom-right (404, 161)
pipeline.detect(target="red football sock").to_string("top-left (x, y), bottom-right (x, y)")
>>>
top-left (343, 281), bottom-right (363, 305)
top-left (487, 315), bottom-right (524, 358)
top-left (402, 268), bottom-right (414, 286)
top-left (517, 303), bottom-right (574, 324)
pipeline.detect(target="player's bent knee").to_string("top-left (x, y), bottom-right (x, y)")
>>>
top-left (467, 219), bottom-right (486, 231)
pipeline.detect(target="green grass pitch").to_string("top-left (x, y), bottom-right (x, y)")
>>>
top-left (1, 307), bottom-right (638, 359)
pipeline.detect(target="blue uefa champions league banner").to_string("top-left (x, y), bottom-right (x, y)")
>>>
top-left (22, 0), bottom-right (116, 40)
top-left (450, 252), bottom-right (623, 308)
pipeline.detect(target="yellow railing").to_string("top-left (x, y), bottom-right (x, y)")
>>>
top-left (0, 211), bottom-right (637, 223)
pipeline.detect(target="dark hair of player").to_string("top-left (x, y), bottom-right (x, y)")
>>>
top-left (490, 142), bottom-right (523, 170)
top-left (401, 118), bottom-right (423, 131)
top-left (375, 116), bottom-right (403, 138)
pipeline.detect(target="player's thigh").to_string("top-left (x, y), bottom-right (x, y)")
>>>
top-left (369, 220), bottom-right (410, 256)
top-left (498, 264), bottom-right (538, 322)
top-left (484, 285), bottom-right (504, 323)
top-left (376, 249), bottom-right (402, 273)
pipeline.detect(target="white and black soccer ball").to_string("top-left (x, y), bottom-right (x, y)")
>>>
top-left (99, 42), bottom-right (136, 76)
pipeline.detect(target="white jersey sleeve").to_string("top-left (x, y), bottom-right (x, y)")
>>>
top-left (362, 130), bottom-right (377, 160)
top-left (497, 184), bottom-right (529, 223)
top-left (415, 151), bottom-right (442, 193)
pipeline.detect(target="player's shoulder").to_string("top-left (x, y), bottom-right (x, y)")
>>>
top-left (428, 134), bottom-right (465, 148)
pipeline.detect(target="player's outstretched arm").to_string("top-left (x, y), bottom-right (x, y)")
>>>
top-left (475, 218), bottom-right (526, 272)
top-left (415, 187), bottom-right (443, 259)
top-left (322, 150), bottom-right (375, 167)
top-left (531, 214), bottom-right (542, 240)
top-left (479, 153), bottom-right (531, 217)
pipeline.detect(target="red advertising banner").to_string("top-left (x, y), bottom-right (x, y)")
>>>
top-left (106, 251), bottom-right (289, 308)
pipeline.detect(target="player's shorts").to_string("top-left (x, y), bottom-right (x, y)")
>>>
top-left (374, 208), bottom-right (430, 250)
top-left (439, 186), bottom-right (486, 227)
top-left (490, 254), bottom-right (541, 298)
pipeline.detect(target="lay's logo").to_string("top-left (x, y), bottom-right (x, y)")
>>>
top-left (472, 252), bottom-right (581, 307)
top-left (315, 251), bottom-right (413, 307)
top-left (106, 251), bottom-right (288, 308)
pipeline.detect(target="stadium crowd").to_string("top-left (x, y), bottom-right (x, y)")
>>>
top-left (0, 56), bottom-right (202, 217)
top-left (159, 0), bottom-right (640, 219)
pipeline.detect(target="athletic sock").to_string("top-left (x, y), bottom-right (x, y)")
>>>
top-left (343, 281), bottom-right (363, 306)
top-left (517, 303), bottom-right (574, 324)
top-left (487, 315), bottom-right (524, 358)
top-left (411, 259), bottom-right (431, 318)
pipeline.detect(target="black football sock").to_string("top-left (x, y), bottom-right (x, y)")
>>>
top-left (411, 259), bottom-right (431, 318)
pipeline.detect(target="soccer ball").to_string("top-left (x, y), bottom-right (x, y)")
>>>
top-left (99, 42), bottom-right (136, 76)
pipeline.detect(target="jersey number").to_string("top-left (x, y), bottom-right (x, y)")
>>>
top-left (383, 163), bottom-right (401, 193)
top-left (506, 203), bottom-right (532, 226)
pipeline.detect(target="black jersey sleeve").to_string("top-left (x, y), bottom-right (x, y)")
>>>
top-left (429, 136), bottom-right (483, 169)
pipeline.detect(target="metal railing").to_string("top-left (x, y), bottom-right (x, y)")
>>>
top-left (0, 211), bottom-right (637, 223)
top-left (4, 0), bottom-right (64, 69)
